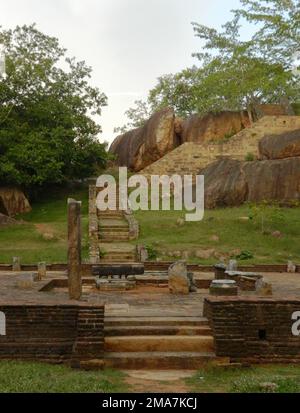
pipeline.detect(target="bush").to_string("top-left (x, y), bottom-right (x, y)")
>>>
top-left (235, 250), bottom-right (254, 260)
top-left (245, 152), bottom-right (255, 161)
top-left (145, 244), bottom-right (158, 260)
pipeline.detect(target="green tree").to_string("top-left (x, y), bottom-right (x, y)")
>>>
top-left (114, 99), bottom-right (151, 134)
top-left (0, 24), bottom-right (108, 191)
top-left (116, 0), bottom-right (300, 131)
top-left (192, 1), bottom-right (300, 118)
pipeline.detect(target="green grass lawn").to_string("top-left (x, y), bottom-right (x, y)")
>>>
top-left (186, 364), bottom-right (300, 393)
top-left (133, 205), bottom-right (300, 264)
top-left (0, 361), bottom-right (127, 393)
top-left (0, 186), bottom-right (89, 264)
top-left (0, 361), bottom-right (299, 393)
top-left (0, 185), bottom-right (300, 264)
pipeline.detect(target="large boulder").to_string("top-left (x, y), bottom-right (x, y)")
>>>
top-left (0, 188), bottom-right (31, 216)
top-left (109, 108), bottom-right (177, 172)
top-left (202, 159), bottom-right (248, 208)
top-left (202, 157), bottom-right (300, 208)
top-left (259, 129), bottom-right (300, 160)
top-left (180, 111), bottom-right (250, 144)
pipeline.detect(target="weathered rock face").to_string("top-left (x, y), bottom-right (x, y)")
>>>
top-left (109, 108), bottom-right (176, 172)
top-left (259, 129), bottom-right (300, 160)
top-left (180, 111), bottom-right (250, 144)
top-left (168, 261), bottom-right (190, 295)
top-left (0, 188), bottom-right (31, 216)
top-left (202, 157), bottom-right (300, 208)
top-left (202, 159), bottom-right (247, 208)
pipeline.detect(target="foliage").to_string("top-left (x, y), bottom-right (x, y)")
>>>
top-left (113, 99), bottom-right (151, 134)
top-left (116, 0), bottom-right (300, 130)
top-left (248, 201), bottom-right (285, 233)
top-left (191, 0), bottom-right (300, 115)
top-left (0, 24), bottom-right (108, 192)
top-left (235, 250), bottom-right (254, 260)
top-left (145, 244), bottom-right (158, 260)
top-left (245, 152), bottom-right (255, 161)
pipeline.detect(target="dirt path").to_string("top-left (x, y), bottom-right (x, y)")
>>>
top-left (124, 370), bottom-right (194, 393)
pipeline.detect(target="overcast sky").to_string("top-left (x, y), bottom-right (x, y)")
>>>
top-left (1, 0), bottom-right (242, 144)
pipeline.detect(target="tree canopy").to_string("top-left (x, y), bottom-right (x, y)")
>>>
top-left (0, 24), bottom-right (108, 191)
top-left (115, 0), bottom-right (300, 132)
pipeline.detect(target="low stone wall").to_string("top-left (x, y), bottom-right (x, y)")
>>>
top-left (204, 297), bottom-right (300, 363)
top-left (0, 262), bottom-right (299, 274)
top-left (0, 303), bottom-right (104, 364)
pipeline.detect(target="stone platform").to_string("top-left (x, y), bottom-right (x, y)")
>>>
top-left (1, 270), bottom-right (299, 369)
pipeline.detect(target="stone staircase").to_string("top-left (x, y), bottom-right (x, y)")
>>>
top-left (96, 188), bottom-right (138, 263)
top-left (102, 315), bottom-right (219, 369)
top-left (139, 116), bottom-right (300, 179)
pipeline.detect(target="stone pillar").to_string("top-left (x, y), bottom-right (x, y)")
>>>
top-left (67, 198), bottom-right (82, 300)
top-left (12, 257), bottom-right (21, 272)
top-left (37, 262), bottom-right (47, 281)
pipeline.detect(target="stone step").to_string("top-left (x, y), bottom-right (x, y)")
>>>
top-left (99, 226), bottom-right (129, 232)
top-left (101, 351), bottom-right (218, 370)
top-left (100, 234), bottom-right (130, 238)
top-left (100, 236), bottom-right (130, 242)
top-left (105, 316), bottom-right (209, 327)
top-left (100, 257), bottom-right (137, 263)
top-left (104, 325), bottom-right (212, 336)
top-left (98, 212), bottom-right (124, 218)
top-left (104, 335), bottom-right (214, 353)
top-left (100, 253), bottom-right (136, 259)
top-left (100, 238), bottom-right (130, 243)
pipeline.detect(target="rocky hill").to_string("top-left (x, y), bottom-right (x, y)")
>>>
top-left (139, 116), bottom-right (300, 179)
top-left (110, 105), bottom-right (290, 173)
top-left (109, 108), bottom-right (251, 172)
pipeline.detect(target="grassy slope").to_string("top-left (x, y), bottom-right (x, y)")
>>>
top-left (0, 186), bottom-right (89, 264)
top-left (0, 187), bottom-right (300, 264)
top-left (133, 205), bottom-right (300, 264)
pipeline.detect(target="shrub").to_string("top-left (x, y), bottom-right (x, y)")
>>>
top-left (145, 244), bottom-right (158, 260)
top-left (245, 152), bottom-right (255, 161)
top-left (235, 250), bottom-right (254, 260)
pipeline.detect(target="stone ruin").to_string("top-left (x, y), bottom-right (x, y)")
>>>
top-left (168, 261), bottom-right (197, 295)
top-left (92, 264), bottom-right (144, 291)
top-left (211, 262), bottom-right (273, 297)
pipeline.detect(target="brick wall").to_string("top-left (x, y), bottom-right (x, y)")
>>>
top-left (0, 303), bottom-right (104, 364)
top-left (204, 297), bottom-right (300, 363)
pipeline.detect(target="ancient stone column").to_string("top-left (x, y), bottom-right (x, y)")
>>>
top-left (12, 257), bottom-right (21, 272)
top-left (37, 262), bottom-right (47, 281)
top-left (67, 198), bottom-right (82, 300)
